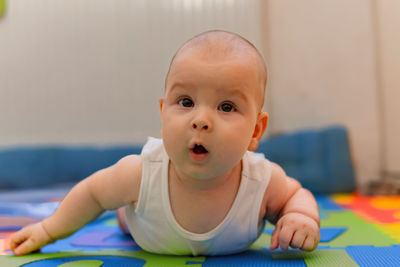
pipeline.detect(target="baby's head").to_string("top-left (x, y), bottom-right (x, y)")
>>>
top-left (165, 30), bottom-right (267, 111)
top-left (160, 30), bottom-right (269, 180)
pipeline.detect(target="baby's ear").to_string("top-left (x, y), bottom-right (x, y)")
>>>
top-left (248, 112), bottom-right (268, 151)
top-left (159, 98), bottom-right (164, 137)
top-left (159, 98), bottom-right (164, 115)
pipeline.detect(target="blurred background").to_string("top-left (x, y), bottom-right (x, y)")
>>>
top-left (0, 0), bottom-right (399, 190)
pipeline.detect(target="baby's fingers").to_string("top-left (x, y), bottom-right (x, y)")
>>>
top-left (278, 226), bottom-right (294, 251)
top-left (12, 237), bottom-right (37, 256)
top-left (301, 236), bottom-right (318, 251)
top-left (10, 223), bottom-right (50, 256)
top-left (10, 229), bottom-right (29, 252)
top-left (270, 228), bottom-right (280, 250)
top-left (289, 231), bottom-right (306, 249)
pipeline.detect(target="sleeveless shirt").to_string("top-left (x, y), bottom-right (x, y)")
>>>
top-left (125, 137), bottom-right (272, 256)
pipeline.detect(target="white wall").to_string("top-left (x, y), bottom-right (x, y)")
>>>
top-left (375, 0), bottom-right (400, 175)
top-left (0, 0), bottom-right (397, 187)
top-left (264, 0), bottom-right (381, 187)
top-left (0, 0), bottom-right (264, 146)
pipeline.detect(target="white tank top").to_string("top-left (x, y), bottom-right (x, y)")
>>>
top-left (125, 137), bottom-right (272, 256)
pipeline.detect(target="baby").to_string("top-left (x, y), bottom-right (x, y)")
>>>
top-left (10, 30), bottom-right (320, 256)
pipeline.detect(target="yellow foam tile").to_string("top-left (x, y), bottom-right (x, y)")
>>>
top-left (332, 193), bottom-right (355, 205)
top-left (371, 196), bottom-right (400, 210)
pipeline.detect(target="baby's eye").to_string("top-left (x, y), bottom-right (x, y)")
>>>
top-left (178, 98), bottom-right (194, 108)
top-left (219, 102), bottom-right (235, 112)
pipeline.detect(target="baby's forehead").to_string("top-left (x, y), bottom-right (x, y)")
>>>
top-left (175, 33), bottom-right (261, 66)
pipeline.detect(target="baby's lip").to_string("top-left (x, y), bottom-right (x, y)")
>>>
top-left (191, 144), bottom-right (209, 154)
top-left (189, 143), bottom-right (209, 162)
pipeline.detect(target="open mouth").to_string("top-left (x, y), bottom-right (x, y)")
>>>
top-left (192, 144), bottom-right (208, 154)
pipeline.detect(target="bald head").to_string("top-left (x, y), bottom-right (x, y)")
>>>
top-left (165, 30), bottom-right (267, 109)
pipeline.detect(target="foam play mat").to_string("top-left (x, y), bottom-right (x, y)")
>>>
top-left (0, 190), bottom-right (399, 266)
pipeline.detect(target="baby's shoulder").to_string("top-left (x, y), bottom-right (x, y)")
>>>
top-left (269, 162), bottom-right (287, 178)
top-left (113, 154), bottom-right (143, 180)
top-left (259, 162), bottom-right (302, 218)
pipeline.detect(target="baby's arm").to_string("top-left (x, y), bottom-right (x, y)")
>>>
top-left (263, 163), bottom-right (320, 251)
top-left (10, 155), bottom-right (142, 256)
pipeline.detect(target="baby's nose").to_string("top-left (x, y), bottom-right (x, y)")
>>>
top-left (191, 107), bottom-right (213, 132)
top-left (192, 122), bottom-right (209, 130)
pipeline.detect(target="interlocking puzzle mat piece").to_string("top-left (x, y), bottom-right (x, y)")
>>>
top-left (41, 224), bottom-right (141, 253)
top-left (249, 232), bottom-right (271, 250)
top-left (376, 222), bottom-right (400, 242)
top-left (71, 229), bottom-right (137, 248)
top-left (346, 245), bottom-right (400, 267)
top-left (315, 195), bottom-right (344, 211)
top-left (333, 193), bottom-right (400, 223)
top-left (370, 195), bottom-right (400, 210)
top-left (320, 210), bottom-right (397, 247)
top-left (262, 210), bottom-right (397, 248)
top-left (332, 193), bottom-right (400, 243)
top-left (25, 256), bottom-right (144, 266)
top-left (198, 248), bottom-right (358, 267)
top-left (2, 193), bottom-right (399, 266)
top-left (201, 249), bottom-right (307, 266)
top-left (272, 249), bottom-right (358, 267)
top-left (0, 249), bottom-right (205, 267)
top-left (316, 195), bottom-right (345, 219)
top-left (0, 248), bottom-right (362, 267)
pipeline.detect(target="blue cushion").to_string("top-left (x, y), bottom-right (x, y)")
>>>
top-left (0, 126), bottom-right (355, 193)
top-left (0, 145), bottom-right (142, 189)
top-left (256, 126), bottom-right (355, 194)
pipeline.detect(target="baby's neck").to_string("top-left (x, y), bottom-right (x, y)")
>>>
top-left (169, 162), bottom-right (242, 192)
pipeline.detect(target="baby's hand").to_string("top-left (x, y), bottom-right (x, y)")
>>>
top-left (270, 212), bottom-right (320, 251)
top-left (10, 222), bottom-right (53, 256)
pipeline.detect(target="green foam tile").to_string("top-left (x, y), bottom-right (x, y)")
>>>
top-left (273, 249), bottom-right (358, 267)
top-left (249, 233), bottom-right (271, 250)
top-left (0, 249), bottom-right (205, 267)
top-left (58, 259), bottom-right (104, 267)
top-left (320, 211), bottom-right (397, 247)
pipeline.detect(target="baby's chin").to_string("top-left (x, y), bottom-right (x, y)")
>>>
top-left (181, 163), bottom-right (241, 181)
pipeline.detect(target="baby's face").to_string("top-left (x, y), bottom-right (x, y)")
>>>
top-left (160, 50), bottom-right (265, 180)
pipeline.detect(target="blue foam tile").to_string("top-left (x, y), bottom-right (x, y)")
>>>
top-left (315, 195), bottom-right (344, 211)
top-left (71, 229), bottom-right (138, 248)
top-left (21, 256), bottom-right (145, 267)
top-left (319, 227), bottom-right (347, 242)
top-left (319, 209), bottom-right (328, 219)
top-left (201, 249), bottom-right (306, 267)
top-left (264, 229), bottom-right (274, 235)
top-left (346, 245), bottom-right (400, 267)
top-left (41, 224), bottom-right (141, 253)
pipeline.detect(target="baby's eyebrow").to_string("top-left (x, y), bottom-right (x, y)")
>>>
top-left (226, 88), bottom-right (249, 103)
top-left (168, 81), bottom-right (191, 94)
